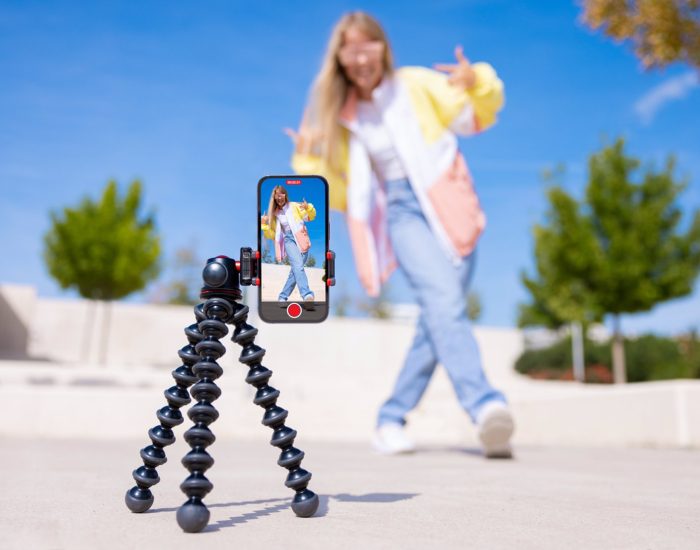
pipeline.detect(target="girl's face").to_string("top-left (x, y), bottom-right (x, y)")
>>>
top-left (339, 26), bottom-right (385, 99)
top-left (275, 190), bottom-right (287, 207)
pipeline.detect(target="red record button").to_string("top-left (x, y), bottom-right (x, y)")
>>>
top-left (287, 303), bottom-right (302, 319)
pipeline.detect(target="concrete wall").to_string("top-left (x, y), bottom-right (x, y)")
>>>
top-left (1, 284), bottom-right (699, 448)
top-left (0, 285), bottom-right (35, 358)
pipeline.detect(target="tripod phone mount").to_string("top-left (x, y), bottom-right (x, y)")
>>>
top-left (125, 247), bottom-right (330, 532)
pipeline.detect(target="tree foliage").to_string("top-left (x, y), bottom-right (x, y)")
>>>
top-left (519, 169), bottom-right (603, 329)
top-left (581, 0), bottom-right (700, 69)
top-left (44, 180), bottom-right (161, 300)
top-left (584, 139), bottom-right (700, 315)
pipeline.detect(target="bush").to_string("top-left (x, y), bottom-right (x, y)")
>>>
top-left (515, 332), bottom-right (699, 383)
top-left (515, 337), bottom-right (610, 375)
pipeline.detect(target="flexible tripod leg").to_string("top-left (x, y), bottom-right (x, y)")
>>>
top-left (125, 319), bottom-right (201, 513)
top-left (230, 302), bottom-right (319, 518)
top-left (176, 299), bottom-right (231, 533)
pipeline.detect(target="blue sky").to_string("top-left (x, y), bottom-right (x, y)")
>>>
top-left (1, 0), bottom-right (699, 333)
top-left (259, 176), bottom-right (327, 260)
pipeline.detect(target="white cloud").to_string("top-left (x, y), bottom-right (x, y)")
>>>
top-left (635, 71), bottom-right (699, 124)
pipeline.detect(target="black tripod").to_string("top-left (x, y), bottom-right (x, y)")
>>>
top-left (125, 253), bottom-right (319, 532)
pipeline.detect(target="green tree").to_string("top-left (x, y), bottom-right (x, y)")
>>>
top-left (261, 243), bottom-right (273, 264)
top-left (44, 180), bottom-right (161, 363)
top-left (332, 286), bottom-right (351, 317)
top-left (466, 291), bottom-right (483, 322)
top-left (359, 283), bottom-right (393, 320)
top-left (581, 0), bottom-right (700, 69)
top-left (163, 246), bottom-right (200, 305)
top-left (306, 254), bottom-right (317, 268)
top-left (521, 139), bottom-right (700, 383)
top-left (586, 139), bottom-right (700, 382)
top-left (519, 169), bottom-right (604, 382)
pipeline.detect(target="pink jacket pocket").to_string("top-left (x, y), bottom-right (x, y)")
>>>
top-left (295, 225), bottom-right (311, 254)
top-left (427, 154), bottom-right (486, 257)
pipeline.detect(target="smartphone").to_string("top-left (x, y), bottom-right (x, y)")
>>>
top-left (258, 175), bottom-right (330, 323)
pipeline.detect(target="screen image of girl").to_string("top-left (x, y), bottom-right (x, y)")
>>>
top-left (286, 11), bottom-right (514, 457)
top-left (260, 184), bottom-right (318, 302)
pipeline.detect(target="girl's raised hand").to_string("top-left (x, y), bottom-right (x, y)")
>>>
top-left (283, 126), bottom-right (320, 156)
top-left (434, 45), bottom-right (476, 91)
top-left (261, 213), bottom-right (269, 225)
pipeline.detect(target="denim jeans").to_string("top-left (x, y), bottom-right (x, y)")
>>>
top-left (377, 178), bottom-right (506, 426)
top-left (279, 230), bottom-right (314, 301)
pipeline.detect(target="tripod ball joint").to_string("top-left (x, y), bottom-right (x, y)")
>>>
top-left (176, 501), bottom-right (210, 534)
top-left (202, 261), bottom-right (227, 288)
top-left (200, 255), bottom-right (242, 300)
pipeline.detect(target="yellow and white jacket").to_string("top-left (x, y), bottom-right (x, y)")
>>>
top-left (262, 201), bottom-right (316, 262)
top-left (292, 63), bottom-right (504, 296)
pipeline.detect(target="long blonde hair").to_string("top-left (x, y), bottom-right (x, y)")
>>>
top-left (304, 11), bottom-right (394, 174)
top-left (266, 185), bottom-right (289, 232)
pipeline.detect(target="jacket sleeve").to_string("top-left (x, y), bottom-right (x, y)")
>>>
top-left (406, 63), bottom-right (505, 135)
top-left (301, 202), bottom-right (316, 221)
top-left (261, 218), bottom-right (275, 240)
top-left (466, 62), bottom-right (505, 132)
top-left (290, 127), bottom-right (349, 212)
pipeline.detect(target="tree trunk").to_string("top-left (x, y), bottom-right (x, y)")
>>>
top-left (612, 314), bottom-right (626, 384)
top-left (98, 300), bottom-right (112, 366)
top-left (81, 299), bottom-right (96, 363)
top-left (571, 321), bottom-right (585, 383)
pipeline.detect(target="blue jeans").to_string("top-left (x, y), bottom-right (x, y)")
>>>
top-left (279, 230), bottom-right (314, 301)
top-left (377, 178), bottom-right (506, 426)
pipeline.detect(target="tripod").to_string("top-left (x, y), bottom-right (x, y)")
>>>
top-left (125, 253), bottom-right (319, 532)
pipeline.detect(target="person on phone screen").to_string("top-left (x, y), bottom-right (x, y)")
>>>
top-left (286, 11), bottom-right (514, 457)
top-left (261, 185), bottom-right (316, 302)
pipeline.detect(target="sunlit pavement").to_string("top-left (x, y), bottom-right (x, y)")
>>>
top-left (2, 438), bottom-right (698, 549)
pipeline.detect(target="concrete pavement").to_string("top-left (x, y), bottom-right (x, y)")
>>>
top-left (1, 438), bottom-right (698, 549)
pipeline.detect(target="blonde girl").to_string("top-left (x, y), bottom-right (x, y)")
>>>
top-left (287, 11), bottom-right (514, 456)
top-left (261, 185), bottom-right (316, 301)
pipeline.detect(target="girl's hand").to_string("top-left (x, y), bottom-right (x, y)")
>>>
top-left (301, 198), bottom-right (308, 211)
top-left (261, 214), bottom-right (269, 225)
top-left (283, 126), bottom-right (320, 155)
top-left (434, 45), bottom-right (476, 91)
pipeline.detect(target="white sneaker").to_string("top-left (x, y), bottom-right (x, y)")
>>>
top-left (372, 423), bottom-right (416, 455)
top-left (477, 401), bottom-right (514, 459)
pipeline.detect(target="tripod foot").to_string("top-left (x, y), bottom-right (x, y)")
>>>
top-left (291, 489), bottom-right (319, 518)
top-left (176, 501), bottom-right (211, 533)
top-left (125, 487), bottom-right (154, 513)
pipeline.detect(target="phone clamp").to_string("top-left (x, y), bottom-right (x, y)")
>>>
top-left (325, 250), bottom-right (336, 287)
top-left (124, 250), bottom-right (319, 532)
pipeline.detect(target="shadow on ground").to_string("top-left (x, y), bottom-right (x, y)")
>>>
top-left (151, 492), bottom-right (419, 532)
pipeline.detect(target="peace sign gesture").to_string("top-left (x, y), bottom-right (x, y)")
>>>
top-left (434, 45), bottom-right (477, 91)
top-left (283, 126), bottom-right (321, 156)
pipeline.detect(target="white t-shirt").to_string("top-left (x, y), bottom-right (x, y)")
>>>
top-left (355, 99), bottom-right (407, 183)
top-left (276, 204), bottom-right (291, 233)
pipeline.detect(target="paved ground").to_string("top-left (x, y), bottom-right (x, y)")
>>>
top-left (260, 263), bottom-right (326, 301)
top-left (1, 438), bottom-right (698, 550)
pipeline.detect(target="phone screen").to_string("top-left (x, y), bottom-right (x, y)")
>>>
top-left (258, 175), bottom-right (329, 323)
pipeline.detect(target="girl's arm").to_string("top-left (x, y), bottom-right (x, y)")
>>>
top-left (299, 199), bottom-right (316, 222)
top-left (402, 48), bottom-right (505, 135)
top-left (286, 126), bottom-right (349, 212)
top-left (261, 214), bottom-right (275, 240)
